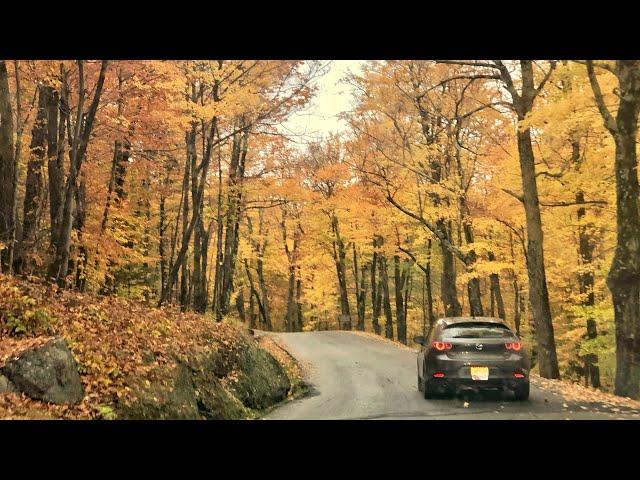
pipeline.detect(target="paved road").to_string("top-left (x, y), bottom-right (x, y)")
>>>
top-left (264, 331), bottom-right (640, 420)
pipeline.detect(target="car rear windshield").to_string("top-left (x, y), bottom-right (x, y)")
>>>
top-left (441, 322), bottom-right (515, 339)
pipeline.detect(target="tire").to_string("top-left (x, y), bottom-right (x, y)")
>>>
top-left (513, 382), bottom-right (530, 401)
top-left (423, 379), bottom-right (438, 399)
top-left (418, 374), bottom-right (424, 392)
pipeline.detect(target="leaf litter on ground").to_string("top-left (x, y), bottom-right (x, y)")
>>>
top-left (0, 273), bottom-right (255, 419)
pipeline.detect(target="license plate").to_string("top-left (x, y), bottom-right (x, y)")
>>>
top-left (471, 366), bottom-right (489, 381)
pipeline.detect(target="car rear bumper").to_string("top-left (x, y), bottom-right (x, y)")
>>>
top-left (428, 377), bottom-right (527, 394)
top-left (425, 356), bottom-right (528, 389)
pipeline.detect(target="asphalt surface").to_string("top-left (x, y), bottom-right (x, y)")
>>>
top-left (264, 331), bottom-right (640, 420)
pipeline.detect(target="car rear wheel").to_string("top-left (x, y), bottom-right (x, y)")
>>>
top-left (513, 382), bottom-right (530, 401)
top-left (423, 379), bottom-right (439, 399)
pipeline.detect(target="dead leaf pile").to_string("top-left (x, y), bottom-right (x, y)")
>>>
top-left (532, 374), bottom-right (640, 413)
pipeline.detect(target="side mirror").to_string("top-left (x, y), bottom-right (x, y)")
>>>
top-left (413, 335), bottom-right (426, 346)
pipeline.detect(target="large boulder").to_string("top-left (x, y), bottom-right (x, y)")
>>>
top-left (187, 353), bottom-right (248, 420)
top-left (117, 360), bottom-right (247, 420)
top-left (0, 337), bottom-right (84, 404)
top-left (230, 340), bottom-right (291, 410)
top-left (0, 374), bottom-right (15, 394)
top-left (116, 337), bottom-right (291, 419)
top-left (117, 363), bottom-right (201, 420)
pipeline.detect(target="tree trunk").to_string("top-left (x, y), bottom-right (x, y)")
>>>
top-left (236, 288), bottom-right (246, 322)
top-left (0, 60), bottom-right (16, 272)
top-left (244, 258), bottom-right (271, 331)
top-left (219, 123), bottom-right (248, 316)
top-left (101, 70), bottom-right (132, 236)
top-left (353, 243), bottom-right (366, 331)
top-left (513, 279), bottom-right (522, 336)
top-left (487, 252), bottom-right (506, 320)
top-left (48, 75), bottom-right (65, 250)
top-left (371, 236), bottom-right (382, 335)
top-left (462, 218), bottom-right (484, 317)
top-left (424, 239), bottom-right (436, 335)
top-left (285, 263), bottom-right (296, 331)
top-left (189, 124), bottom-right (208, 313)
top-left (576, 190), bottom-right (601, 387)
top-left (501, 60), bottom-right (560, 378)
top-left (568, 137), bottom-right (601, 388)
top-left (248, 285), bottom-right (257, 329)
top-left (404, 268), bottom-right (412, 333)
top-left (256, 254), bottom-right (271, 330)
top-left (587, 60), bottom-right (640, 397)
top-left (507, 232), bottom-right (523, 336)
top-left (73, 177), bottom-right (88, 291)
top-left (438, 220), bottom-right (462, 317)
top-left (98, 128), bottom-right (133, 294)
top-left (159, 192), bottom-right (167, 299)
top-left (212, 137), bottom-right (224, 320)
top-left (281, 213), bottom-right (300, 332)
top-left (516, 124), bottom-right (559, 378)
top-left (394, 255), bottom-right (408, 344)
top-left (16, 85), bottom-right (48, 272)
top-left (159, 115), bottom-right (217, 308)
top-left (50, 60), bottom-right (108, 286)
top-left (331, 214), bottom-right (351, 328)
top-left (100, 73), bottom-right (133, 236)
top-left (607, 120), bottom-right (640, 398)
top-left (295, 271), bottom-right (304, 331)
top-left (380, 253), bottom-right (393, 340)
top-left (179, 136), bottom-right (191, 311)
top-left (244, 212), bottom-right (272, 331)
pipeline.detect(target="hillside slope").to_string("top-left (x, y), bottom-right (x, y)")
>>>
top-left (0, 274), bottom-right (297, 419)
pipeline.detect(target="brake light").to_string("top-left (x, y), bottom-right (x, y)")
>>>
top-left (505, 342), bottom-right (522, 351)
top-left (432, 341), bottom-right (453, 351)
top-left (513, 372), bottom-right (526, 378)
top-left (433, 372), bottom-right (445, 378)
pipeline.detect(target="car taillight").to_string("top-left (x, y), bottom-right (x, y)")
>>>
top-left (432, 341), bottom-right (452, 351)
top-left (505, 342), bottom-right (522, 351)
top-left (513, 371), bottom-right (526, 378)
top-left (433, 372), bottom-right (445, 378)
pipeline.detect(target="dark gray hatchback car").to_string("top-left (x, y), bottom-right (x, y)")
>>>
top-left (415, 317), bottom-right (530, 400)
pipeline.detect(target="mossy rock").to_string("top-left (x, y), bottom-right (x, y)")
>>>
top-left (0, 337), bottom-right (83, 404)
top-left (188, 353), bottom-right (248, 419)
top-left (117, 356), bottom-right (248, 420)
top-left (117, 363), bottom-right (200, 420)
top-left (116, 334), bottom-right (290, 419)
top-left (230, 339), bottom-right (291, 410)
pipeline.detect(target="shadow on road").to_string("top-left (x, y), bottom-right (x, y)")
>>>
top-left (444, 389), bottom-right (522, 403)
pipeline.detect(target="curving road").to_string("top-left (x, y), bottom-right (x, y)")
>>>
top-left (264, 331), bottom-right (640, 420)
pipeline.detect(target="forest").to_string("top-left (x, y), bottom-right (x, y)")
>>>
top-left (1, 59), bottom-right (639, 401)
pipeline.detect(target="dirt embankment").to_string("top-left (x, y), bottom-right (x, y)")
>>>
top-left (0, 274), bottom-right (299, 420)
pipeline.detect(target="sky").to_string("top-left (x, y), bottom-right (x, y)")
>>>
top-left (279, 60), bottom-right (366, 143)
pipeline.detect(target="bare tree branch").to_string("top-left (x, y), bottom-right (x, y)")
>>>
top-left (384, 186), bottom-right (469, 264)
top-left (436, 60), bottom-right (501, 70)
top-left (586, 60), bottom-right (618, 133)
top-left (492, 60), bottom-right (520, 104)
top-left (503, 188), bottom-right (607, 207)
